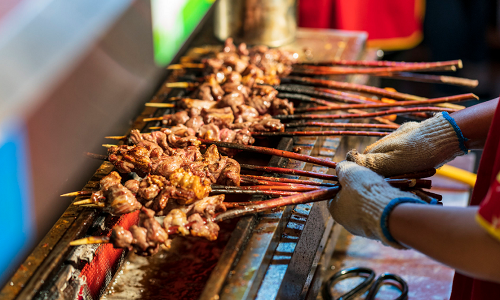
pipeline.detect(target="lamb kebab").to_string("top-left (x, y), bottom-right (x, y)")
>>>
top-left (174, 38), bottom-right (476, 87)
top-left (70, 171), bottom-right (438, 256)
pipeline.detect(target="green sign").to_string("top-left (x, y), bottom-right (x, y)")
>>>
top-left (152, 0), bottom-right (215, 66)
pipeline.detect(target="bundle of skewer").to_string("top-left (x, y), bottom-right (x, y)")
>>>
top-left (140, 38), bottom-right (477, 144)
top-left (66, 134), bottom-right (439, 255)
top-left (66, 38), bottom-right (476, 256)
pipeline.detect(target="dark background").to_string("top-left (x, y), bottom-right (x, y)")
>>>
top-left (382, 0), bottom-right (500, 104)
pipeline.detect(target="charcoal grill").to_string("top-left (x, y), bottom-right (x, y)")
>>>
top-left (0, 11), bottom-right (376, 299)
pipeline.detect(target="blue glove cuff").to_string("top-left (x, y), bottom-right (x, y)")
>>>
top-left (380, 197), bottom-right (431, 245)
top-left (442, 111), bottom-right (468, 154)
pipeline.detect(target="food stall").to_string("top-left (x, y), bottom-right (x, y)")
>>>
top-left (0, 1), bottom-right (476, 299)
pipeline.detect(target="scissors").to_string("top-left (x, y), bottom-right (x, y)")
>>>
top-left (322, 267), bottom-right (408, 300)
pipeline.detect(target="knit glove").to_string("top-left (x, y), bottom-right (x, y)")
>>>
top-left (329, 161), bottom-right (431, 249)
top-left (347, 112), bottom-right (468, 177)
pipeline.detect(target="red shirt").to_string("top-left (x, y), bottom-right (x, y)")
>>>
top-left (450, 101), bottom-right (500, 299)
top-left (298, 0), bottom-right (424, 51)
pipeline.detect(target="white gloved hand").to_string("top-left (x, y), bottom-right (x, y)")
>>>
top-left (329, 161), bottom-right (429, 249)
top-left (347, 112), bottom-right (468, 176)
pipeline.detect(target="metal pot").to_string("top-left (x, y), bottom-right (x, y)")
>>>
top-left (214, 0), bottom-right (297, 47)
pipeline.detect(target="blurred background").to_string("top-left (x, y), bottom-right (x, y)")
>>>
top-left (1, 0), bottom-right (499, 288)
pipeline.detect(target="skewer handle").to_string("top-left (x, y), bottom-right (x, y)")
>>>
top-left (70, 236), bottom-right (110, 246)
top-left (199, 139), bottom-right (338, 169)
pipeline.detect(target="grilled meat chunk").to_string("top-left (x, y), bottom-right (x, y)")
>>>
top-left (108, 145), bottom-right (152, 177)
top-left (104, 184), bottom-right (142, 215)
top-left (188, 213), bottom-right (220, 241)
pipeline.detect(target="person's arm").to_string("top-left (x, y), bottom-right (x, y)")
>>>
top-left (389, 204), bottom-right (500, 283)
top-left (346, 98), bottom-right (499, 176)
top-left (451, 97), bottom-right (498, 149)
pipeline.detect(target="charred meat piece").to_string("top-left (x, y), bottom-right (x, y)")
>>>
top-left (169, 124), bottom-right (197, 138)
top-left (151, 155), bottom-right (186, 178)
top-left (271, 98), bottom-right (294, 116)
top-left (225, 71), bottom-right (242, 84)
top-left (221, 83), bottom-right (250, 100)
top-left (198, 123), bottom-right (220, 141)
top-left (185, 116), bottom-right (205, 132)
top-left (104, 184), bottom-right (142, 215)
top-left (249, 115), bottom-right (285, 132)
top-left (90, 171), bottom-right (122, 204)
top-left (124, 179), bottom-right (140, 195)
top-left (88, 172), bottom-right (142, 215)
top-left (179, 98), bottom-right (216, 111)
top-left (235, 105), bottom-right (259, 123)
top-left (169, 168), bottom-right (212, 204)
top-left (188, 194), bottom-right (226, 218)
top-left (219, 128), bottom-right (236, 143)
top-left (167, 133), bottom-right (200, 148)
top-left (192, 74), bottom-right (224, 101)
top-left (216, 158), bottom-right (241, 187)
top-left (234, 128), bottom-right (255, 145)
top-left (246, 95), bottom-right (272, 115)
top-left (217, 92), bottom-right (245, 114)
top-left (137, 175), bottom-right (170, 201)
top-left (109, 208), bottom-right (168, 256)
top-left (201, 107), bottom-right (235, 127)
top-left (141, 207), bottom-right (168, 245)
top-left (164, 208), bottom-right (190, 236)
top-left (99, 171), bottom-right (122, 189)
top-left (110, 226), bottom-right (134, 250)
top-left (252, 85), bottom-right (279, 100)
top-left (187, 213), bottom-right (220, 241)
top-left (129, 129), bottom-right (172, 155)
top-left (161, 110), bottom-right (190, 126)
top-left (108, 145), bottom-right (152, 177)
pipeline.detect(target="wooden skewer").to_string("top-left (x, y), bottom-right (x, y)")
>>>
top-left (143, 117), bottom-right (164, 122)
top-left (276, 107), bottom-right (458, 121)
top-left (240, 174), bottom-right (336, 186)
top-left (276, 85), bottom-right (380, 104)
top-left (61, 191), bottom-right (93, 197)
top-left (70, 236), bottom-right (110, 246)
top-left (167, 59), bottom-right (462, 73)
top-left (277, 92), bottom-right (340, 106)
top-left (240, 164), bottom-right (338, 181)
top-left (165, 82), bottom-right (198, 89)
top-left (167, 63), bottom-right (205, 70)
top-left (415, 189), bottom-right (443, 201)
top-left (294, 93), bottom-right (478, 113)
top-left (291, 61), bottom-right (460, 75)
top-left (281, 77), bottom-right (465, 110)
top-left (281, 77), bottom-right (424, 101)
top-left (250, 130), bottom-right (390, 137)
top-left (212, 184), bottom-right (318, 192)
top-left (347, 109), bottom-right (399, 126)
top-left (63, 176), bottom-right (430, 202)
top-left (211, 189), bottom-right (298, 196)
top-left (68, 175), bottom-right (435, 245)
top-left (145, 98), bottom-right (203, 108)
top-left (85, 152), bottom-right (108, 161)
top-left (285, 122), bottom-right (399, 129)
top-left (389, 168), bottom-right (436, 179)
top-left (377, 72), bottom-right (479, 88)
top-left (73, 199), bottom-right (95, 206)
top-left (145, 103), bottom-right (176, 108)
top-left (215, 176), bottom-right (435, 222)
top-left (297, 59), bottom-right (463, 68)
top-left (198, 139), bottom-right (337, 169)
top-left (102, 144), bottom-right (116, 148)
top-left (105, 135), bottom-right (126, 140)
top-left (214, 186), bottom-right (340, 222)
